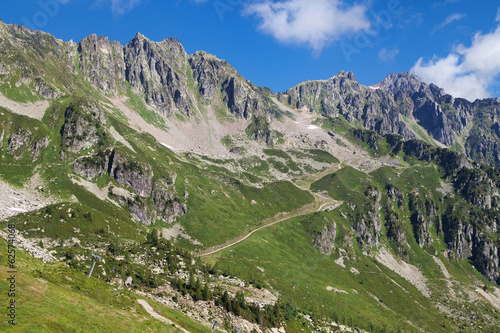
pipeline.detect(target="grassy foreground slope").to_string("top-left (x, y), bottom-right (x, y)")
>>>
top-left (0, 237), bottom-right (209, 332)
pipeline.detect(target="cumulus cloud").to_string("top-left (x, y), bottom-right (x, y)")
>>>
top-left (243, 0), bottom-right (370, 53)
top-left (412, 25), bottom-right (500, 101)
top-left (433, 13), bottom-right (465, 33)
top-left (379, 48), bottom-right (399, 63)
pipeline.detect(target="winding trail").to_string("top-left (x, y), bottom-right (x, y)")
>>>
top-left (137, 299), bottom-right (190, 333)
top-left (197, 193), bottom-right (341, 257)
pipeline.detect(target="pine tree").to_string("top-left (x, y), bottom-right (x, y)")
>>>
top-left (194, 278), bottom-right (203, 301)
top-left (222, 290), bottom-right (231, 312)
top-left (203, 283), bottom-right (211, 301)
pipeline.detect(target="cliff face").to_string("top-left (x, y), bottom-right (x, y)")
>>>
top-left (77, 32), bottom-right (277, 121)
top-left (284, 71), bottom-right (500, 168)
top-left (78, 34), bottom-right (127, 93)
top-left (60, 101), bottom-right (107, 155)
top-left (283, 71), bottom-right (416, 140)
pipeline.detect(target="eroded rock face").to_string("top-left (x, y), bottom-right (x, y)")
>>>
top-left (355, 186), bottom-right (382, 249)
top-left (60, 102), bottom-right (107, 154)
top-left (30, 137), bottom-right (49, 161)
top-left (72, 152), bottom-right (110, 181)
top-left (284, 71), bottom-right (416, 141)
top-left (108, 151), bottom-right (153, 197)
top-left (150, 178), bottom-right (187, 223)
top-left (7, 128), bottom-right (31, 159)
top-left (475, 240), bottom-right (500, 284)
top-left (34, 78), bottom-right (62, 100)
top-left (124, 33), bottom-right (191, 116)
top-left (78, 34), bottom-right (126, 93)
top-left (409, 192), bottom-right (437, 248)
top-left (314, 222), bottom-right (337, 256)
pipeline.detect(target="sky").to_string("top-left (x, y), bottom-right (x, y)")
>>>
top-left (2, 0), bottom-right (500, 101)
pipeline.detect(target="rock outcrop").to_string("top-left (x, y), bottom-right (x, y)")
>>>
top-left (355, 186), bottom-right (382, 249)
top-left (6, 128), bottom-right (31, 160)
top-left (60, 101), bottom-right (107, 154)
top-left (314, 221), bottom-right (337, 256)
top-left (108, 151), bottom-right (153, 197)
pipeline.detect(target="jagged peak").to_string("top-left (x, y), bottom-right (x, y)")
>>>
top-left (373, 71), bottom-right (426, 93)
top-left (190, 50), bottom-right (224, 63)
top-left (79, 33), bottom-right (112, 44)
top-left (381, 71), bottom-right (423, 84)
top-left (160, 36), bottom-right (182, 45)
top-left (331, 70), bottom-right (357, 81)
top-left (134, 32), bottom-right (148, 40)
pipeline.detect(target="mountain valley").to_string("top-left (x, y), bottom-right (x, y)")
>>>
top-left (0, 20), bottom-right (499, 332)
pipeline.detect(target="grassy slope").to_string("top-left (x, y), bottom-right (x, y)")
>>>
top-left (0, 238), bottom-right (208, 332)
top-left (208, 163), bottom-right (500, 333)
top-left (0, 98), bottom-right (314, 251)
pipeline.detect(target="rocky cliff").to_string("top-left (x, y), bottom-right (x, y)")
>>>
top-left (283, 71), bottom-right (500, 168)
top-left (1, 21), bottom-right (500, 168)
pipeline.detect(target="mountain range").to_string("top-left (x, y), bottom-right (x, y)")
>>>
top-left (0, 19), bottom-right (500, 333)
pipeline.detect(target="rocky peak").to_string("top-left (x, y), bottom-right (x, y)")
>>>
top-left (124, 32), bottom-right (191, 115)
top-left (189, 51), bottom-right (229, 103)
top-left (330, 70), bottom-right (357, 82)
top-left (159, 37), bottom-right (187, 58)
top-left (375, 72), bottom-right (425, 96)
top-left (78, 34), bottom-right (126, 92)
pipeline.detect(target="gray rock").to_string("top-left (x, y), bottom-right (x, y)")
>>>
top-left (78, 34), bottom-right (126, 93)
top-left (30, 137), bottom-right (49, 161)
top-left (314, 221), bottom-right (337, 256)
top-left (108, 151), bottom-right (153, 197)
top-left (125, 276), bottom-right (133, 286)
top-left (6, 128), bottom-right (31, 160)
top-left (60, 102), bottom-right (107, 154)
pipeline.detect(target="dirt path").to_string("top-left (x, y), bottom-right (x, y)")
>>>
top-left (137, 299), bottom-right (190, 333)
top-left (197, 194), bottom-right (341, 257)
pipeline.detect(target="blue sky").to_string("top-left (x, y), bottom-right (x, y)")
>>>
top-left (2, 0), bottom-right (500, 101)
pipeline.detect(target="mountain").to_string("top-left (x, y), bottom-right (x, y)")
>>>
top-left (0, 20), bottom-right (500, 333)
top-left (281, 71), bottom-right (500, 167)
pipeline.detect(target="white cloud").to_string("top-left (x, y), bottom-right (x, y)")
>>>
top-left (496, 7), bottom-right (500, 22)
top-left (243, 0), bottom-right (370, 53)
top-left (111, 0), bottom-right (142, 15)
top-left (412, 25), bottom-right (500, 101)
top-left (433, 13), bottom-right (465, 33)
top-left (379, 48), bottom-right (399, 63)
top-left (94, 0), bottom-right (142, 15)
